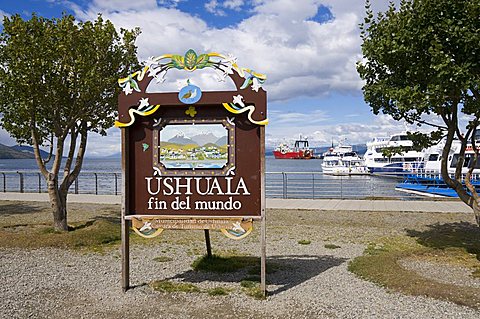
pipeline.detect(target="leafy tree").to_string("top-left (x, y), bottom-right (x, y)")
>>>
top-left (0, 14), bottom-right (139, 230)
top-left (357, 0), bottom-right (480, 225)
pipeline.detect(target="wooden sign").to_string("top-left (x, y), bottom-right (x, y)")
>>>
top-left (117, 49), bottom-right (267, 294)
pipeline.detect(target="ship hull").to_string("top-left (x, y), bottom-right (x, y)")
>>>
top-left (273, 150), bottom-right (313, 159)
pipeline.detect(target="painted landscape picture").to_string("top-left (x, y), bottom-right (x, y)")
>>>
top-left (159, 124), bottom-right (229, 169)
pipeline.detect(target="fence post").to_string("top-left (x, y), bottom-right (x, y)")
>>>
top-left (17, 172), bottom-right (24, 193)
top-left (37, 173), bottom-right (42, 193)
top-left (114, 173), bottom-right (118, 196)
top-left (75, 177), bottom-right (79, 194)
top-left (368, 175), bottom-right (375, 197)
top-left (282, 172), bottom-right (287, 199)
top-left (2, 173), bottom-right (5, 192)
top-left (340, 176), bottom-right (343, 199)
top-left (312, 173), bottom-right (315, 199)
top-left (94, 173), bottom-right (98, 195)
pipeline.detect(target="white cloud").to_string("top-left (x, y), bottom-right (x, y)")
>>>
top-left (73, 0), bottom-right (364, 102)
top-left (224, 0), bottom-right (244, 11)
top-left (0, 126), bottom-right (16, 146)
top-left (265, 113), bottom-right (432, 148)
top-left (68, 0), bottom-right (408, 154)
top-left (205, 0), bottom-right (244, 15)
top-left (86, 127), bottom-right (122, 157)
top-left (205, 0), bottom-right (226, 16)
top-left (253, 0), bottom-right (321, 20)
top-left (90, 0), bottom-right (157, 11)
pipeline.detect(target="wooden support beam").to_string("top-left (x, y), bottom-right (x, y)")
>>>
top-left (204, 229), bottom-right (212, 258)
top-left (121, 128), bottom-right (130, 292)
top-left (260, 125), bottom-right (267, 296)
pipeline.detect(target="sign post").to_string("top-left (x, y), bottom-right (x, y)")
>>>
top-left (116, 50), bottom-right (268, 295)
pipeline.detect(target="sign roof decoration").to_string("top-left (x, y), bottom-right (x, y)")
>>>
top-left (115, 49), bottom-right (268, 128)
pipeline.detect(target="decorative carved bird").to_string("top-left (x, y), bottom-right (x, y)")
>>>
top-left (181, 90), bottom-right (193, 99)
top-left (181, 89), bottom-right (197, 100)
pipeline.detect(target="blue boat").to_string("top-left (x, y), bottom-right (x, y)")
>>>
top-left (396, 173), bottom-right (480, 197)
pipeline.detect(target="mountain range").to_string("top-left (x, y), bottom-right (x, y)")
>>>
top-left (0, 144), bottom-right (52, 159)
top-left (165, 132), bottom-right (227, 147)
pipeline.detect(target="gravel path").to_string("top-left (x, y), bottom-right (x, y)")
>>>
top-left (1, 241), bottom-right (480, 318)
top-left (1, 203), bottom-right (480, 318)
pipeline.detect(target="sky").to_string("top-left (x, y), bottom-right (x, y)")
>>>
top-left (0, 0), bottom-right (413, 157)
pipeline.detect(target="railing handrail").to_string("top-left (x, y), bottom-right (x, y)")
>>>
top-left (0, 170), bottom-right (452, 199)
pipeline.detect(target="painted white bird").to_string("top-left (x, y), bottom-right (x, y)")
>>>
top-left (231, 222), bottom-right (245, 233)
top-left (140, 222), bottom-right (152, 232)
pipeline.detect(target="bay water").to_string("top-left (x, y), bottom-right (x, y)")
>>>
top-left (0, 156), bottom-right (408, 198)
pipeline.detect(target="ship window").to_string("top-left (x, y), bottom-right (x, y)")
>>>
top-left (390, 135), bottom-right (409, 141)
top-left (465, 154), bottom-right (480, 169)
top-left (450, 154), bottom-right (480, 169)
top-left (428, 154), bottom-right (439, 161)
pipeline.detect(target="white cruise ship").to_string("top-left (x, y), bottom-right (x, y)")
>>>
top-left (423, 133), bottom-right (480, 174)
top-left (363, 133), bottom-right (425, 176)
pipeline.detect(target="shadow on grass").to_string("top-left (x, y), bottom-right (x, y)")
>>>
top-left (406, 221), bottom-right (480, 260)
top-left (167, 254), bottom-right (346, 295)
top-left (69, 216), bottom-right (120, 231)
top-left (0, 202), bottom-right (45, 216)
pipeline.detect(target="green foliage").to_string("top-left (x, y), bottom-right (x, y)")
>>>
top-left (324, 243), bottom-right (341, 249)
top-left (0, 14), bottom-right (139, 230)
top-left (153, 256), bottom-right (173, 263)
top-left (207, 287), bottom-right (230, 296)
top-left (358, 0), bottom-right (480, 214)
top-left (191, 254), bottom-right (258, 273)
top-left (298, 239), bottom-right (311, 245)
top-left (244, 286), bottom-right (266, 300)
top-left (150, 280), bottom-right (201, 293)
top-left (0, 14), bottom-right (139, 144)
top-left (240, 280), bottom-right (257, 288)
top-left (358, 0), bottom-right (480, 126)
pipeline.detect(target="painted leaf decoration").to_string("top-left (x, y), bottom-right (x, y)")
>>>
top-left (171, 55), bottom-right (184, 69)
top-left (196, 54), bottom-right (210, 69)
top-left (240, 78), bottom-right (250, 89)
top-left (184, 49), bottom-right (197, 70)
top-left (130, 79), bottom-right (140, 92)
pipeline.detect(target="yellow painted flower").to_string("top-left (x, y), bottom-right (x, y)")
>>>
top-left (185, 106), bottom-right (197, 117)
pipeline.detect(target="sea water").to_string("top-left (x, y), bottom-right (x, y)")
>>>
top-left (0, 156), bottom-right (409, 198)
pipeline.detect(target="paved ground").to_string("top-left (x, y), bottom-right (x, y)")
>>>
top-left (0, 192), bottom-right (472, 213)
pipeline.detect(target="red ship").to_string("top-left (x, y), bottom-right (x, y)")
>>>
top-left (273, 139), bottom-right (314, 159)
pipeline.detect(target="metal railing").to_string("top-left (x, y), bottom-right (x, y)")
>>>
top-left (265, 172), bottom-right (413, 199)
top-left (0, 171), bottom-right (121, 195)
top-left (0, 170), bottom-right (420, 199)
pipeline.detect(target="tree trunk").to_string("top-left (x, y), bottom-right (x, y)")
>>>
top-left (474, 201), bottom-right (480, 226)
top-left (47, 174), bottom-right (68, 231)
